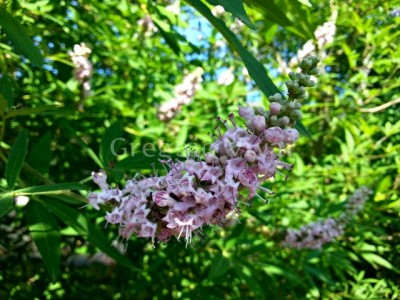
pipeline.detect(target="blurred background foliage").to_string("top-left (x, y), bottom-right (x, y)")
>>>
top-left (0, 0), bottom-right (399, 299)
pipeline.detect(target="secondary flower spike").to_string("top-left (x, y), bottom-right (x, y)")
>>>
top-left (88, 57), bottom-right (320, 245)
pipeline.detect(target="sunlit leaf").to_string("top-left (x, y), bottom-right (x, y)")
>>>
top-left (206, 0), bottom-right (255, 29)
top-left (186, 0), bottom-right (280, 97)
top-left (0, 7), bottom-right (43, 67)
top-left (13, 183), bottom-right (90, 195)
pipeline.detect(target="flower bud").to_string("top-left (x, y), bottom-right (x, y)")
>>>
top-left (244, 150), bottom-right (257, 163)
top-left (289, 72), bottom-right (299, 81)
top-left (308, 68), bottom-right (319, 75)
top-left (238, 106), bottom-right (255, 121)
top-left (283, 128), bottom-right (299, 144)
top-left (278, 116), bottom-right (290, 126)
top-left (269, 93), bottom-right (283, 103)
top-left (288, 102), bottom-right (296, 110)
top-left (290, 109), bottom-right (302, 119)
top-left (253, 106), bottom-right (266, 116)
top-left (294, 101), bottom-right (302, 109)
top-left (265, 127), bottom-right (284, 144)
top-left (219, 155), bottom-right (228, 165)
top-left (205, 152), bottom-right (219, 164)
top-left (270, 102), bottom-right (282, 115)
top-left (269, 115), bottom-right (279, 126)
top-left (251, 116), bottom-right (266, 132)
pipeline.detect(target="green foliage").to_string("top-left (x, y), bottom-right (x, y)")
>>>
top-left (0, 0), bottom-right (399, 299)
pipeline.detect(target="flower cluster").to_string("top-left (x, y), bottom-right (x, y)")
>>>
top-left (158, 67), bottom-right (204, 121)
top-left (88, 57), bottom-right (320, 245)
top-left (282, 186), bottom-right (372, 249)
top-left (69, 43), bottom-right (93, 98)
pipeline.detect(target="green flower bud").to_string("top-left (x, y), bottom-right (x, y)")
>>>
top-left (290, 109), bottom-right (302, 119)
top-left (278, 116), bottom-right (290, 126)
top-left (269, 93), bottom-right (283, 103)
top-left (254, 106), bottom-right (266, 115)
top-left (270, 115), bottom-right (278, 126)
top-left (294, 101), bottom-right (302, 109)
top-left (288, 102), bottom-right (296, 110)
top-left (308, 68), bottom-right (319, 75)
top-left (289, 72), bottom-right (300, 81)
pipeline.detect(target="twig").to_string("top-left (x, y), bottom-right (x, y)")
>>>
top-left (359, 97), bottom-right (400, 113)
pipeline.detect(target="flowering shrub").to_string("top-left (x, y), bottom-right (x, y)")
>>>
top-left (1, 1), bottom-right (398, 298)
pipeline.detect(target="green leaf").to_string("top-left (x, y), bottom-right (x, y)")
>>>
top-left (206, 0), bottom-right (255, 29)
top-left (13, 183), bottom-right (90, 195)
top-left (6, 105), bottom-right (60, 118)
top-left (0, 194), bottom-right (13, 217)
top-left (361, 253), bottom-right (398, 271)
top-left (0, 75), bottom-right (14, 108)
top-left (208, 254), bottom-right (230, 280)
top-left (5, 128), bottom-right (29, 190)
top-left (244, 0), bottom-right (293, 27)
top-left (295, 120), bottom-right (312, 138)
top-left (100, 121), bottom-right (123, 167)
top-left (152, 19), bottom-right (181, 56)
top-left (27, 201), bottom-right (61, 282)
top-left (27, 132), bottom-right (51, 178)
top-left (186, 0), bottom-right (280, 97)
top-left (0, 93), bottom-right (7, 115)
top-left (0, 7), bottom-right (43, 67)
top-left (42, 200), bottom-right (137, 269)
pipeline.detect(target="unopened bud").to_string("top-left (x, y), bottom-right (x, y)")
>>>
top-left (269, 115), bottom-right (278, 126)
top-left (283, 128), bottom-right (299, 144)
top-left (238, 106), bottom-right (255, 121)
top-left (308, 68), bottom-right (319, 75)
top-left (289, 72), bottom-right (300, 81)
top-left (265, 127), bottom-right (284, 144)
top-left (251, 116), bottom-right (266, 132)
top-left (205, 152), bottom-right (219, 164)
top-left (270, 102), bottom-right (282, 115)
top-left (278, 116), bottom-right (290, 126)
top-left (269, 93), bottom-right (283, 103)
top-left (244, 150), bottom-right (257, 163)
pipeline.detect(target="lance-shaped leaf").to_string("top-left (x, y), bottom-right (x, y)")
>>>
top-left (0, 7), bottom-right (43, 67)
top-left (206, 0), bottom-right (255, 29)
top-left (100, 121), bottom-right (123, 167)
top-left (27, 201), bottom-right (61, 282)
top-left (0, 75), bottom-right (14, 108)
top-left (5, 129), bottom-right (29, 190)
top-left (186, 0), bottom-right (280, 97)
top-left (0, 194), bottom-right (13, 218)
top-left (13, 183), bottom-right (90, 195)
